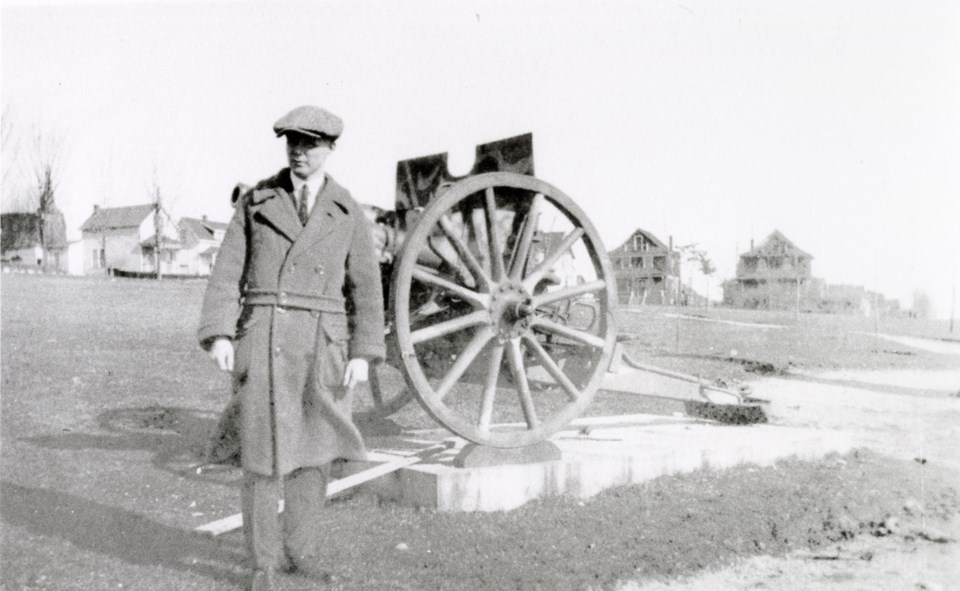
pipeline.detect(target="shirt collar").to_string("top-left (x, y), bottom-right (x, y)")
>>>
top-left (289, 170), bottom-right (326, 203)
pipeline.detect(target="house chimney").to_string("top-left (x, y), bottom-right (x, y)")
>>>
top-left (93, 204), bottom-right (100, 212)
top-left (669, 235), bottom-right (673, 250)
top-left (202, 214), bottom-right (208, 222)
top-left (750, 238), bottom-right (754, 250)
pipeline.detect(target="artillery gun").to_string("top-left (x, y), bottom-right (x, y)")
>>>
top-left (229, 133), bottom-right (761, 454)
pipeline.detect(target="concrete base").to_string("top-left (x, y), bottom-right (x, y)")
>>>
top-left (453, 441), bottom-right (562, 468)
top-left (352, 413), bottom-right (853, 512)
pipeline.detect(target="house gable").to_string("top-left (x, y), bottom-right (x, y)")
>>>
top-left (179, 216), bottom-right (228, 246)
top-left (742, 229), bottom-right (812, 260)
top-left (610, 228), bottom-right (668, 255)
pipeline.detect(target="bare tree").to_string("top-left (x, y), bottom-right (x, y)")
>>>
top-left (93, 157), bottom-right (115, 273)
top-left (693, 250), bottom-right (717, 309)
top-left (146, 164), bottom-right (181, 279)
top-left (676, 243), bottom-right (715, 307)
top-left (29, 126), bottom-right (65, 271)
top-left (1, 103), bottom-right (24, 209)
top-left (148, 169), bottom-right (165, 279)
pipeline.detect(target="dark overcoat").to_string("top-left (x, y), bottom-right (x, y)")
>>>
top-left (198, 169), bottom-right (385, 477)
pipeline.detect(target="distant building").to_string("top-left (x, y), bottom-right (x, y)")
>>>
top-left (79, 204), bottom-right (180, 275)
top-left (177, 216), bottom-right (229, 276)
top-left (0, 209), bottom-right (68, 272)
top-left (820, 284), bottom-right (874, 316)
top-left (722, 230), bottom-right (824, 310)
top-left (820, 284), bottom-right (900, 317)
top-left (608, 228), bottom-right (680, 305)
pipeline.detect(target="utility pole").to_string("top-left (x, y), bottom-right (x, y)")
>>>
top-left (675, 251), bottom-right (681, 354)
top-left (873, 260), bottom-right (880, 337)
top-left (950, 261), bottom-right (956, 333)
top-left (794, 254), bottom-right (800, 323)
top-left (153, 184), bottom-right (163, 280)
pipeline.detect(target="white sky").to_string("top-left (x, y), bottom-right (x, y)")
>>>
top-left (2, 0), bottom-right (959, 318)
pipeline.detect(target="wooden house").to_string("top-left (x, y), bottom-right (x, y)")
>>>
top-left (608, 228), bottom-right (680, 305)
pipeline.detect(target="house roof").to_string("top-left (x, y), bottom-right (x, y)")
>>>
top-left (80, 204), bottom-right (155, 232)
top-left (742, 229), bottom-right (813, 259)
top-left (199, 246), bottom-right (219, 257)
top-left (140, 235), bottom-right (181, 250)
top-left (179, 216), bottom-right (229, 242)
top-left (609, 227), bottom-right (670, 254)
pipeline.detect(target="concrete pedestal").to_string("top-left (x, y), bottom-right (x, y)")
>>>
top-left (353, 413), bottom-right (853, 512)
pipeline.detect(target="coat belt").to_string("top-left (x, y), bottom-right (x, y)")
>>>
top-left (243, 289), bottom-right (346, 313)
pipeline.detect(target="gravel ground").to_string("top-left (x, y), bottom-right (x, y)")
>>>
top-left (2, 275), bottom-right (959, 590)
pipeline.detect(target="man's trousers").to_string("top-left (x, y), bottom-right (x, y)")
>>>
top-left (241, 466), bottom-right (328, 569)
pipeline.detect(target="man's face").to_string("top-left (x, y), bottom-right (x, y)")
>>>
top-left (286, 132), bottom-right (334, 179)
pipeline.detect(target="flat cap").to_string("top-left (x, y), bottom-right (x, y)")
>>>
top-left (273, 105), bottom-right (344, 139)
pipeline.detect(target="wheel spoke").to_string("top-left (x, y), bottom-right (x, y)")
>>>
top-left (506, 338), bottom-right (539, 429)
top-left (484, 187), bottom-right (506, 282)
top-left (411, 310), bottom-right (491, 344)
top-left (426, 234), bottom-right (473, 287)
top-left (522, 334), bottom-right (581, 402)
top-left (469, 205), bottom-right (492, 280)
top-left (530, 279), bottom-right (607, 309)
top-left (530, 317), bottom-right (605, 348)
top-left (438, 214), bottom-right (491, 291)
top-left (433, 326), bottom-right (495, 401)
top-left (413, 265), bottom-right (490, 309)
top-left (509, 194), bottom-right (543, 281)
top-left (522, 228), bottom-right (584, 291)
top-left (478, 343), bottom-right (505, 434)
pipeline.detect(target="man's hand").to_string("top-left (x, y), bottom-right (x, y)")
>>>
top-left (209, 338), bottom-right (234, 372)
top-left (342, 358), bottom-right (369, 390)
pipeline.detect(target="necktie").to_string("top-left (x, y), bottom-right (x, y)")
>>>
top-left (297, 184), bottom-right (310, 226)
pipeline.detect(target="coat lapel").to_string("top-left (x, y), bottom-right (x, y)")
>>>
top-left (251, 177), bottom-right (302, 244)
top-left (287, 175), bottom-right (350, 262)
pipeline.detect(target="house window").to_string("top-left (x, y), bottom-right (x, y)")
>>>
top-left (633, 234), bottom-right (650, 252)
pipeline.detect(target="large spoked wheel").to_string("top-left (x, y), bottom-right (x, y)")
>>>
top-left (392, 172), bottom-right (618, 447)
top-left (351, 357), bottom-right (414, 423)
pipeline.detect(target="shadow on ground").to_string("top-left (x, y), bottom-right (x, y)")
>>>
top-left (0, 481), bottom-right (245, 587)
top-left (22, 405), bottom-right (241, 481)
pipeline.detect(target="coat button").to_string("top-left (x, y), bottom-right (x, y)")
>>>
top-left (279, 292), bottom-right (288, 303)
top-left (274, 346), bottom-right (282, 355)
top-left (276, 306), bottom-right (285, 314)
top-left (316, 265), bottom-right (324, 274)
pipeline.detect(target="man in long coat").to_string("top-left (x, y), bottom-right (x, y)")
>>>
top-left (199, 105), bottom-right (385, 591)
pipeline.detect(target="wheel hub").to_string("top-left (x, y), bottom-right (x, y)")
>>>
top-left (488, 281), bottom-right (534, 342)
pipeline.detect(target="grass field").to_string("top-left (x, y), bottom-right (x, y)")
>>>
top-left (2, 273), bottom-right (958, 590)
top-left (618, 303), bottom-right (958, 385)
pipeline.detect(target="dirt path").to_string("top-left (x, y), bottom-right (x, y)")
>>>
top-left (659, 312), bottom-right (787, 330)
top-left (859, 332), bottom-right (960, 357)
top-left (620, 367), bottom-right (960, 591)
